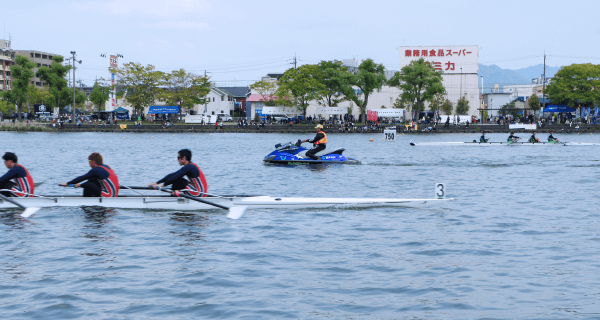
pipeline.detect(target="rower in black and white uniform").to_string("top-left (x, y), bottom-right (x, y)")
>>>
top-left (479, 132), bottom-right (489, 143)
top-left (548, 130), bottom-right (559, 142)
top-left (507, 132), bottom-right (520, 142)
top-left (529, 131), bottom-right (541, 143)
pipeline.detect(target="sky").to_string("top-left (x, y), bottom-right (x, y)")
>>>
top-left (3, 0), bottom-right (599, 87)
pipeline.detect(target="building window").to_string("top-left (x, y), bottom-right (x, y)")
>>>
top-left (211, 111), bottom-right (214, 115)
top-left (221, 96), bottom-right (224, 101)
top-left (213, 97), bottom-right (215, 102)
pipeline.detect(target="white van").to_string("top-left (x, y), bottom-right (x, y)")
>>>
top-left (216, 113), bottom-right (232, 122)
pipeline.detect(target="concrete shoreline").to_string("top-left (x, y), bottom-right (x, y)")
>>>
top-left (1, 123), bottom-right (598, 134)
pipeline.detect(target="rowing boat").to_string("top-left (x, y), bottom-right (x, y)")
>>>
top-left (408, 140), bottom-right (594, 146)
top-left (0, 194), bottom-right (453, 211)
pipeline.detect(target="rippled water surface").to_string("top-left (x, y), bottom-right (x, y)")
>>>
top-left (2, 131), bottom-right (600, 319)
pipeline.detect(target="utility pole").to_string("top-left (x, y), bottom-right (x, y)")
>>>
top-left (70, 51), bottom-right (82, 124)
top-left (542, 52), bottom-right (546, 116)
top-left (291, 54), bottom-right (297, 69)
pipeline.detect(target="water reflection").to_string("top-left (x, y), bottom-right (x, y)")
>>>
top-left (168, 212), bottom-right (210, 245)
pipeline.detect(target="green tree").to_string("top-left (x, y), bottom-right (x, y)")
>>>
top-left (314, 60), bottom-right (349, 107)
top-left (441, 99), bottom-right (454, 115)
top-left (546, 63), bottom-right (600, 107)
top-left (250, 80), bottom-right (278, 106)
top-left (388, 58), bottom-right (445, 116)
top-left (500, 101), bottom-right (519, 118)
top-left (75, 89), bottom-right (88, 110)
top-left (0, 56), bottom-right (36, 121)
top-left (161, 69), bottom-right (211, 118)
top-left (340, 59), bottom-right (387, 122)
top-left (428, 93), bottom-right (445, 112)
top-left (89, 82), bottom-right (111, 112)
top-left (456, 96), bottom-right (470, 114)
top-left (277, 64), bottom-right (324, 116)
top-left (113, 62), bottom-right (164, 114)
top-left (36, 56), bottom-right (71, 114)
top-left (528, 93), bottom-right (541, 111)
top-left (28, 85), bottom-right (55, 108)
top-left (0, 100), bottom-right (12, 117)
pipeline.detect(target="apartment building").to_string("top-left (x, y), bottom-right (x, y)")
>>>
top-left (15, 49), bottom-right (61, 87)
top-left (0, 39), bottom-right (15, 91)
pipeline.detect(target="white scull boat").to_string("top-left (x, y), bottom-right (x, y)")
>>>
top-left (0, 195), bottom-right (452, 211)
top-left (408, 141), bottom-right (593, 146)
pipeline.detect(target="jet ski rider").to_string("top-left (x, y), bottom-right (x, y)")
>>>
top-left (303, 124), bottom-right (327, 160)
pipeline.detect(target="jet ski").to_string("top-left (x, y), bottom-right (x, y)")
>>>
top-left (263, 140), bottom-right (360, 164)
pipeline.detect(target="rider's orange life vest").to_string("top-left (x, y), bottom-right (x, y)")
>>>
top-left (315, 132), bottom-right (327, 145)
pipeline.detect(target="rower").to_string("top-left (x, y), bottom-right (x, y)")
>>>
top-left (529, 131), bottom-right (541, 143)
top-left (548, 130), bottom-right (559, 142)
top-left (479, 131), bottom-right (489, 143)
top-left (148, 149), bottom-right (208, 197)
top-left (60, 153), bottom-right (119, 197)
top-left (303, 124), bottom-right (327, 160)
top-left (507, 131), bottom-right (520, 142)
top-left (0, 152), bottom-right (34, 197)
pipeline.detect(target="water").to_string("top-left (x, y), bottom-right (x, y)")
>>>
top-left (2, 131), bottom-right (600, 319)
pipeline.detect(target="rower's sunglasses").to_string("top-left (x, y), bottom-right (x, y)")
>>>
top-left (177, 156), bottom-right (183, 159)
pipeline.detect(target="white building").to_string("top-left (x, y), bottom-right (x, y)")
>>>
top-left (195, 87), bottom-right (235, 116)
top-left (399, 45), bottom-right (480, 117)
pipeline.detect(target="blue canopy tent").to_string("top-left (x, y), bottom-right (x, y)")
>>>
top-left (113, 107), bottom-right (130, 120)
top-left (543, 105), bottom-right (575, 113)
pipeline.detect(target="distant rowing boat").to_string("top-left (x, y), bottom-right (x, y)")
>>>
top-left (409, 140), bottom-right (600, 146)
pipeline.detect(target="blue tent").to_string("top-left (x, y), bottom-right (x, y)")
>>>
top-left (114, 107), bottom-right (130, 120)
top-left (148, 106), bottom-right (180, 114)
top-left (543, 105), bottom-right (575, 113)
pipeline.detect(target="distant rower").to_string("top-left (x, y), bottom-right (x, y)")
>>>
top-left (548, 130), bottom-right (559, 142)
top-left (507, 132), bottom-right (520, 143)
top-left (148, 149), bottom-right (208, 197)
top-left (60, 153), bottom-right (119, 197)
top-left (0, 152), bottom-right (34, 197)
top-left (479, 132), bottom-right (489, 143)
top-left (529, 131), bottom-right (541, 143)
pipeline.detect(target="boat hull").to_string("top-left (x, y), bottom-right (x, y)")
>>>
top-left (0, 195), bottom-right (452, 211)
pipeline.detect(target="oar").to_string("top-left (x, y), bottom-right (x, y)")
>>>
top-left (148, 186), bottom-right (248, 219)
top-left (0, 193), bottom-right (41, 218)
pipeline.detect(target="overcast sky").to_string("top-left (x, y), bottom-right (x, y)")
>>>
top-left (3, 0), bottom-right (599, 87)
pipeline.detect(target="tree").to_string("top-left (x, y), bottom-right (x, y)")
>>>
top-left (277, 64), bottom-right (324, 116)
top-left (161, 69), bottom-right (211, 118)
top-left (500, 101), bottom-right (519, 118)
top-left (428, 93), bottom-right (445, 112)
top-left (36, 56), bottom-right (71, 114)
top-left (113, 62), bottom-right (163, 114)
top-left (456, 96), bottom-right (470, 114)
top-left (0, 56), bottom-right (36, 121)
top-left (546, 63), bottom-right (600, 108)
top-left (74, 89), bottom-right (88, 110)
top-left (340, 59), bottom-right (387, 122)
top-left (528, 93), bottom-right (541, 111)
top-left (250, 80), bottom-right (278, 106)
top-left (441, 99), bottom-right (454, 115)
top-left (89, 82), bottom-right (112, 112)
top-left (388, 58), bottom-right (445, 116)
top-left (28, 85), bottom-right (55, 108)
top-left (314, 60), bottom-right (349, 107)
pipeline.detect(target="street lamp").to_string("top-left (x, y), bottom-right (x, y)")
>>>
top-left (70, 51), bottom-right (82, 124)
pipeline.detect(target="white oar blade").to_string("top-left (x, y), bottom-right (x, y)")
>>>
top-left (227, 206), bottom-right (248, 219)
top-left (21, 207), bottom-right (41, 218)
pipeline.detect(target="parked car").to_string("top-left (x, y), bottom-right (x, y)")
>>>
top-left (216, 113), bottom-right (233, 122)
top-left (270, 114), bottom-right (290, 122)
